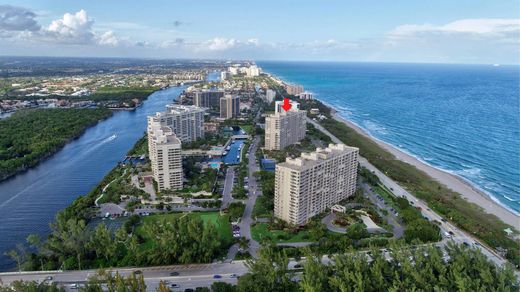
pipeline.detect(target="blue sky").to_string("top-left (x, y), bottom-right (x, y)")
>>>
top-left (1, 0), bottom-right (519, 64)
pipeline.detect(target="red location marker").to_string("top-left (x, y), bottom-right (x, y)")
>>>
top-left (282, 97), bottom-right (292, 111)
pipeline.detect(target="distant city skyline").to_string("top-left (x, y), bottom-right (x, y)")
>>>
top-left (1, 0), bottom-right (519, 64)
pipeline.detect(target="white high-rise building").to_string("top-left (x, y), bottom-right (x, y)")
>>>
top-left (229, 67), bottom-right (239, 75)
top-left (220, 71), bottom-right (231, 81)
top-left (265, 89), bottom-right (276, 103)
top-left (148, 121), bottom-right (183, 191)
top-left (298, 91), bottom-right (313, 100)
top-left (148, 104), bottom-right (205, 143)
top-left (246, 65), bottom-right (260, 77)
top-left (274, 144), bottom-right (359, 225)
top-left (265, 100), bottom-right (306, 150)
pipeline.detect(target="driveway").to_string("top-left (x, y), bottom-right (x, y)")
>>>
top-left (237, 136), bottom-right (261, 258)
top-left (322, 213), bottom-right (347, 234)
top-left (221, 167), bottom-right (235, 209)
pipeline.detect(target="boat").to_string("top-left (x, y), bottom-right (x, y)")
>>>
top-left (226, 146), bottom-right (231, 151)
top-left (223, 151), bottom-right (228, 155)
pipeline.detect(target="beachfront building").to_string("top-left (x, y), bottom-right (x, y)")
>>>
top-left (147, 120), bottom-right (183, 191)
top-left (220, 94), bottom-right (240, 119)
top-left (265, 100), bottom-right (306, 150)
top-left (298, 91), bottom-right (313, 100)
top-left (148, 104), bottom-right (205, 143)
top-left (285, 84), bottom-right (304, 96)
top-left (265, 89), bottom-right (276, 103)
top-left (274, 144), bottom-right (359, 225)
top-left (194, 90), bottom-right (224, 108)
top-left (246, 65), bottom-right (260, 77)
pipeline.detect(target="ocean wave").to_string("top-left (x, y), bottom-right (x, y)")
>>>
top-left (504, 195), bottom-right (517, 202)
top-left (363, 120), bottom-right (389, 135)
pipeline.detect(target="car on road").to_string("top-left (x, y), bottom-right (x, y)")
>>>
top-left (45, 276), bottom-right (53, 281)
top-left (69, 284), bottom-right (79, 289)
top-left (444, 232), bottom-right (452, 238)
top-left (170, 271), bottom-right (180, 276)
top-left (169, 283), bottom-right (180, 288)
top-left (184, 289), bottom-right (194, 292)
top-left (133, 270), bottom-right (142, 275)
top-left (213, 275), bottom-right (222, 279)
top-left (229, 274), bottom-right (238, 278)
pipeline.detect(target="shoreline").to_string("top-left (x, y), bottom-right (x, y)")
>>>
top-left (330, 112), bottom-right (520, 229)
top-left (0, 110), bottom-right (113, 183)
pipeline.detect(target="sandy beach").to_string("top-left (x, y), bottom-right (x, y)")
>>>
top-left (332, 114), bottom-right (520, 230)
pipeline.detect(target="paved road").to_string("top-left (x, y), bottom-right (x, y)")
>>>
top-left (0, 262), bottom-right (248, 291)
top-left (307, 117), bottom-right (516, 271)
top-left (237, 136), bottom-right (262, 258)
top-left (221, 167), bottom-right (236, 209)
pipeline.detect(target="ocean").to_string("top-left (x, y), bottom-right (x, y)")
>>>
top-left (258, 61), bottom-right (520, 214)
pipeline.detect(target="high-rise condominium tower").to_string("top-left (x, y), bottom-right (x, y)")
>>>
top-left (264, 100), bottom-right (306, 150)
top-left (274, 144), bottom-right (359, 225)
top-left (147, 120), bottom-right (183, 191)
top-left (148, 104), bottom-right (205, 143)
top-left (220, 94), bottom-right (240, 119)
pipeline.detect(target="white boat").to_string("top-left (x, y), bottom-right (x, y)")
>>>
top-left (226, 146), bottom-right (231, 151)
top-left (223, 151), bottom-right (228, 155)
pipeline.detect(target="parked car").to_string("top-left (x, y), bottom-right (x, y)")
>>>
top-left (213, 275), bottom-right (222, 279)
top-left (170, 272), bottom-right (180, 276)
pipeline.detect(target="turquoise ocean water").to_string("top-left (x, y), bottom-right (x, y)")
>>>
top-left (258, 61), bottom-right (520, 215)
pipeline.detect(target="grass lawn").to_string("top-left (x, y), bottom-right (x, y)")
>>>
top-left (137, 211), bottom-right (233, 247)
top-left (252, 196), bottom-right (271, 218)
top-left (240, 125), bottom-right (253, 134)
top-left (251, 223), bottom-right (312, 243)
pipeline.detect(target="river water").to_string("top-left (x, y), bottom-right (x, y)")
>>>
top-left (0, 85), bottom-right (188, 271)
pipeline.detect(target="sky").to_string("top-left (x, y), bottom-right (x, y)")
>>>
top-left (0, 0), bottom-right (519, 64)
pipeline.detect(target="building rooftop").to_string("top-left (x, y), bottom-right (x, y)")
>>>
top-left (280, 144), bottom-right (358, 170)
top-left (148, 122), bottom-right (181, 145)
top-left (163, 104), bottom-right (205, 114)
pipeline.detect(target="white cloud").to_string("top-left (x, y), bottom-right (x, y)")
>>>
top-left (44, 10), bottom-right (95, 44)
top-left (206, 37), bottom-right (237, 50)
top-left (97, 30), bottom-right (119, 46)
top-left (389, 18), bottom-right (520, 39)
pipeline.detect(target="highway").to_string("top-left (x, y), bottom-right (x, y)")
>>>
top-left (0, 262), bottom-right (248, 291)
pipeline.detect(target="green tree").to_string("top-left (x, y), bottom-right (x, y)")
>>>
top-left (237, 247), bottom-right (297, 292)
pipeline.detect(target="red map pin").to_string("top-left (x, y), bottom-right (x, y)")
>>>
top-left (282, 97), bottom-right (292, 111)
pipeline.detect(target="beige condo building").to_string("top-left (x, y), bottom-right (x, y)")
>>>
top-left (220, 94), bottom-right (240, 119)
top-left (147, 120), bottom-right (183, 191)
top-left (274, 144), bottom-right (359, 225)
top-left (148, 104), bottom-right (205, 143)
top-left (265, 100), bottom-right (306, 150)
